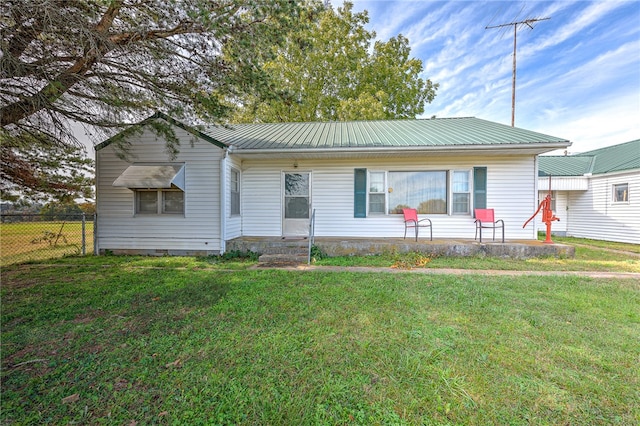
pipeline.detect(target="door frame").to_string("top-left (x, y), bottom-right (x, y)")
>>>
top-left (282, 171), bottom-right (311, 237)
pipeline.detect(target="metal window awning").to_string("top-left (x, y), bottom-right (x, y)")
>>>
top-left (112, 164), bottom-right (185, 190)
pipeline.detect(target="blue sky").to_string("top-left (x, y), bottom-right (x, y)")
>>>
top-left (344, 0), bottom-right (640, 153)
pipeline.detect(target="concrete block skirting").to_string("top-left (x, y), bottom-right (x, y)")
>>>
top-left (99, 249), bottom-right (220, 256)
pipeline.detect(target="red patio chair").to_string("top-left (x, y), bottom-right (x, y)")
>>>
top-left (402, 208), bottom-right (432, 241)
top-left (474, 208), bottom-right (504, 243)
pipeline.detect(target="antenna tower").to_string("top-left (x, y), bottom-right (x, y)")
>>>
top-left (486, 17), bottom-right (550, 127)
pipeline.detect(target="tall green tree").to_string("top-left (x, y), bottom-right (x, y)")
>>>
top-left (231, 1), bottom-right (438, 123)
top-left (1, 0), bottom-right (300, 200)
top-left (1, 133), bottom-right (94, 203)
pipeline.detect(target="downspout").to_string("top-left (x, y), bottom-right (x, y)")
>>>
top-left (94, 145), bottom-right (100, 254)
top-left (220, 148), bottom-right (228, 254)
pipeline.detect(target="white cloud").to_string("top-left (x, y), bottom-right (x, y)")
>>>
top-left (342, 0), bottom-right (640, 150)
top-left (529, 1), bottom-right (625, 53)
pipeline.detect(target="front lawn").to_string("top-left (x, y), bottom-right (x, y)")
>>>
top-left (2, 259), bottom-right (638, 425)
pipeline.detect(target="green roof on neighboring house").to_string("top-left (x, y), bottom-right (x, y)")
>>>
top-left (539, 139), bottom-right (640, 176)
top-left (581, 139), bottom-right (640, 174)
top-left (202, 117), bottom-right (569, 150)
top-left (538, 156), bottom-right (595, 176)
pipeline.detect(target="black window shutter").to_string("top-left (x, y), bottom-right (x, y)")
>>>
top-left (354, 168), bottom-right (367, 218)
top-left (473, 167), bottom-right (487, 214)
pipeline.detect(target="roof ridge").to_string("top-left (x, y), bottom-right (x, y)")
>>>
top-left (579, 138), bottom-right (640, 155)
top-left (215, 116), bottom-right (477, 126)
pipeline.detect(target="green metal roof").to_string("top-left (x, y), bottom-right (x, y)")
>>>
top-left (538, 156), bottom-right (594, 176)
top-left (581, 139), bottom-right (640, 174)
top-left (539, 139), bottom-right (640, 176)
top-left (96, 113), bottom-right (570, 154)
top-left (201, 117), bottom-right (569, 150)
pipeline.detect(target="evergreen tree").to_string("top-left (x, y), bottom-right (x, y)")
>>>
top-left (1, 0), bottom-right (301, 198)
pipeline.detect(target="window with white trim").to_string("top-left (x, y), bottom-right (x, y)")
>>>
top-left (452, 171), bottom-right (470, 214)
top-left (613, 183), bottom-right (629, 202)
top-left (355, 168), bottom-right (480, 217)
top-left (368, 171), bottom-right (386, 214)
top-left (230, 168), bottom-right (240, 215)
top-left (136, 190), bottom-right (184, 215)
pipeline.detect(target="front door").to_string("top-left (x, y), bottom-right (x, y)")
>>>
top-left (283, 172), bottom-right (310, 237)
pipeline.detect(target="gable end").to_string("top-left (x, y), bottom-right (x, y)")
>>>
top-left (95, 112), bottom-right (228, 151)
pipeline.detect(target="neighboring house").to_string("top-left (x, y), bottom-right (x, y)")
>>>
top-left (95, 112), bottom-right (570, 255)
top-left (538, 139), bottom-right (640, 244)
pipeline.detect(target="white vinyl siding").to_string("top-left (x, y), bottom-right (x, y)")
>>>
top-left (566, 171), bottom-right (640, 244)
top-left (238, 155), bottom-right (539, 240)
top-left (240, 160), bottom-right (284, 236)
top-left (96, 125), bottom-right (224, 253)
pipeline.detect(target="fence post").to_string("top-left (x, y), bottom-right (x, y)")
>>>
top-left (81, 213), bottom-right (86, 255)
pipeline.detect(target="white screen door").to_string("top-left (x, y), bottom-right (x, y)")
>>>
top-left (283, 172), bottom-right (310, 237)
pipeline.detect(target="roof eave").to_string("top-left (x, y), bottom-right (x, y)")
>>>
top-left (230, 141), bottom-right (571, 158)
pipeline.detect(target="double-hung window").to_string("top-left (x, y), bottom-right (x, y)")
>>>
top-left (452, 171), bottom-right (470, 214)
top-left (368, 172), bottom-right (386, 214)
top-left (230, 168), bottom-right (240, 215)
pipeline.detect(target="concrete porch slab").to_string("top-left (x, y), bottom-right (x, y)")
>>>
top-left (226, 237), bottom-right (575, 259)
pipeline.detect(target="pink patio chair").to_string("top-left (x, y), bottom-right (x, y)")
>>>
top-left (402, 208), bottom-right (432, 242)
top-left (474, 208), bottom-right (504, 243)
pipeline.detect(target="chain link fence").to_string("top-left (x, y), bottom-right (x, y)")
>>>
top-left (0, 214), bottom-right (95, 266)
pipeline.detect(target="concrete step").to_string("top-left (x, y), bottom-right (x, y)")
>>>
top-left (259, 245), bottom-right (309, 255)
top-left (258, 253), bottom-right (308, 265)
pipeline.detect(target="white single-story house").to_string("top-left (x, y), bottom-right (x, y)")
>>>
top-left (95, 112), bottom-right (571, 255)
top-left (537, 139), bottom-right (640, 244)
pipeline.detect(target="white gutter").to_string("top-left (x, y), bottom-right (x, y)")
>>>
top-left (230, 142), bottom-right (572, 157)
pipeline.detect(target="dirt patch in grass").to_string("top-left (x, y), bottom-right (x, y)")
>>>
top-left (1, 264), bottom-right (87, 289)
top-left (1, 268), bottom-right (41, 289)
top-left (70, 308), bottom-right (107, 324)
top-left (2, 343), bottom-right (54, 379)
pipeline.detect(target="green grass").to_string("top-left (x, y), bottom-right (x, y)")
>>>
top-left (0, 221), bottom-right (94, 266)
top-left (2, 258), bottom-right (639, 425)
top-left (541, 235), bottom-right (640, 254)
